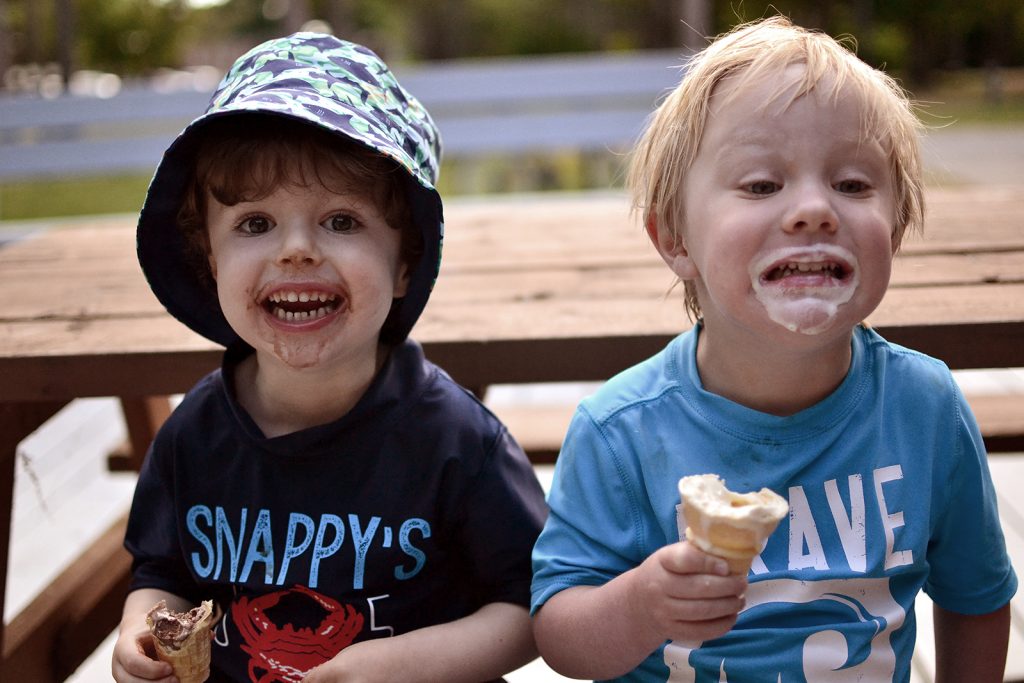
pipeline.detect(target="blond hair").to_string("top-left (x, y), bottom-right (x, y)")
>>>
top-left (628, 15), bottom-right (924, 320)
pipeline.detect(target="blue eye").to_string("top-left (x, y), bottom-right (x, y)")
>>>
top-left (327, 214), bottom-right (357, 233)
top-left (835, 179), bottom-right (869, 194)
top-left (239, 215), bottom-right (271, 234)
top-left (747, 180), bottom-right (779, 195)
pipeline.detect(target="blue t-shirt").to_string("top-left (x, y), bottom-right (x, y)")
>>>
top-left (531, 325), bottom-right (1016, 682)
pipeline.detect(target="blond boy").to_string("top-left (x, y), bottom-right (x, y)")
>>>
top-left (531, 17), bottom-right (1015, 682)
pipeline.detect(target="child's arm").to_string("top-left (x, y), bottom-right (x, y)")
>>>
top-left (933, 602), bottom-right (1010, 683)
top-left (112, 588), bottom-right (192, 683)
top-left (302, 601), bottom-right (535, 683)
top-left (533, 541), bottom-right (747, 680)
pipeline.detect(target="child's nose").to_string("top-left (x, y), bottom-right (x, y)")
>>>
top-left (783, 185), bottom-right (838, 235)
top-left (276, 224), bottom-right (322, 266)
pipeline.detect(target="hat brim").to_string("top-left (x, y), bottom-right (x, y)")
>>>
top-left (137, 109), bottom-right (443, 348)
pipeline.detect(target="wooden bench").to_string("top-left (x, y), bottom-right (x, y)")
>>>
top-left (2, 185), bottom-right (1023, 680)
top-left (492, 393), bottom-right (1024, 465)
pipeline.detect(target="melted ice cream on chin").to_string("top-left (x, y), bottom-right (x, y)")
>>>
top-left (749, 245), bottom-right (859, 335)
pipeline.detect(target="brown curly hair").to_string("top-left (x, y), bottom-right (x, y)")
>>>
top-left (176, 116), bottom-right (421, 289)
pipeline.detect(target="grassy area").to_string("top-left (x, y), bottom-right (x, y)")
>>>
top-left (0, 173), bottom-right (151, 222)
top-left (0, 152), bottom-right (627, 224)
top-left (914, 67), bottom-right (1024, 125)
top-left (2, 68), bottom-right (1022, 224)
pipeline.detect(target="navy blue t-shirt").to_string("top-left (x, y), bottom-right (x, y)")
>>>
top-left (125, 340), bottom-right (547, 682)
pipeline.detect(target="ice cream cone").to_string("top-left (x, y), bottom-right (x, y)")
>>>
top-left (678, 474), bottom-right (788, 575)
top-left (147, 600), bottom-right (214, 683)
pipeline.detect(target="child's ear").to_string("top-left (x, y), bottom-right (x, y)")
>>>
top-left (393, 261), bottom-right (411, 298)
top-left (645, 211), bottom-right (698, 280)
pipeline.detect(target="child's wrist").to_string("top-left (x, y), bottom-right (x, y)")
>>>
top-left (621, 566), bottom-right (667, 648)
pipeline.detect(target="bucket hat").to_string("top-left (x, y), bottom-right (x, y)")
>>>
top-left (137, 32), bottom-right (443, 347)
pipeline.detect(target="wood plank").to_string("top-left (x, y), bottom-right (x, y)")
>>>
top-left (1, 188), bottom-right (1022, 324)
top-left (0, 513), bottom-right (130, 681)
top-left (0, 186), bottom-right (1021, 394)
top-left (984, 457), bottom-right (1024, 681)
top-left (1, 283), bottom-right (1024, 401)
top-left (1, 249), bottom-right (1021, 327)
top-left (10, 276), bottom-right (1023, 352)
top-left (493, 392), bottom-right (1024, 465)
top-left (488, 402), bottom-right (576, 464)
top-left (0, 400), bottom-right (69, 659)
top-left (107, 396), bottom-right (174, 471)
top-left (907, 186), bottom-right (1024, 251)
top-left (970, 395), bottom-right (1024, 453)
top-left (911, 592), bottom-right (936, 683)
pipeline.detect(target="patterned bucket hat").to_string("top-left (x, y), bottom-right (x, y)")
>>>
top-left (137, 32), bottom-right (443, 347)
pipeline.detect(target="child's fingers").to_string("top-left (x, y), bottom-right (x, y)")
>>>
top-left (665, 612), bottom-right (740, 644)
top-left (662, 594), bottom-right (746, 622)
top-left (663, 571), bottom-right (747, 600)
top-left (121, 654), bottom-right (174, 680)
top-left (114, 654), bottom-right (175, 683)
top-left (115, 634), bottom-right (175, 681)
top-left (660, 542), bottom-right (741, 581)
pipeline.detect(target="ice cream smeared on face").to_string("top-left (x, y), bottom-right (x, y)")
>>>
top-left (749, 244), bottom-right (859, 335)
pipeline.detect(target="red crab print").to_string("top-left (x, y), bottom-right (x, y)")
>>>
top-left (232, 585), bottom-right (364, 682)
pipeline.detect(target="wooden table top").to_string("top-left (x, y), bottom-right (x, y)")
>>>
top-left (1, 186), bottom-right (1023, 402)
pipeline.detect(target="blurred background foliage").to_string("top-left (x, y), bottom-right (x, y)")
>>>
top-left (2, 0), bottom-right (1023, 84)
top-left (1, 0), bottom-right (1023, 221)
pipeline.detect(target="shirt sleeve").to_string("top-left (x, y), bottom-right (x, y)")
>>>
top-left (923, 383), bottom-right (1018, 614)
top-left (123, 425), bottom-right (204, 604)
top-left (455, 426), bottom-right (548, 608)
top-left (531, 406), bottom-right (648, 615)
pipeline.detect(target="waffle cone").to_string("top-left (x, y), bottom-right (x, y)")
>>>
top-left (683, 523), bottom-right (759, 576)
top-left (679, 475), bottom-right (788, 575)
top-left (148, 601), bottom-right (214, 683)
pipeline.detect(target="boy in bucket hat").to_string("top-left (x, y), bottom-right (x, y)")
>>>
top-left (113, 33), bottom-right (546, 683)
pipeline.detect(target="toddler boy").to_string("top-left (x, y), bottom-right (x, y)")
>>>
top-left (530, 17), bottom-right (1016, 682)
top-left (113, 33), bottom-right (547, 683)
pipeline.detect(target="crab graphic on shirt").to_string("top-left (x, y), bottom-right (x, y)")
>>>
top-left (228, 585), bottom-right (364, 683)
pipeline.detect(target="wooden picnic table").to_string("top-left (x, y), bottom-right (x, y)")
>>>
top-left (1, 184), bottom-right (1023, 679)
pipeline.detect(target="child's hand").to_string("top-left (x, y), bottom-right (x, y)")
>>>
top-left (111, 617), bottom-right (176, 682)
top-left (630, 540), bottom-right (747, 645)
top-left (301, 639), bottom-right (408, 683)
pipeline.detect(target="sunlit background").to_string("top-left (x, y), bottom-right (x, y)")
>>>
top-left (1, 0), bottom-right (1023, 220)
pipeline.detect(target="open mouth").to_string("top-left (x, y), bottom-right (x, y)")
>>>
top-left (261, 290), bottom-right (342, 322)
top-left (764, 260), bottom-right (849, 283)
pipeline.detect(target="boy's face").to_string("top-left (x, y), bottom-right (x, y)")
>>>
top-left (204, 172), bottom-right (409, 371)
top-left (658, 66), bottom-right (896, 346)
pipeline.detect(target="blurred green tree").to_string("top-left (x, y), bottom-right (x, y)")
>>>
top-left (2, 0), bottom-right (1024, 88)
top-left (75, 0), bottom-right (191, 75)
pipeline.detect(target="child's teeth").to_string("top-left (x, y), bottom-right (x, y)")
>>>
top-left (272, 304), bottom-right (334, 321)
